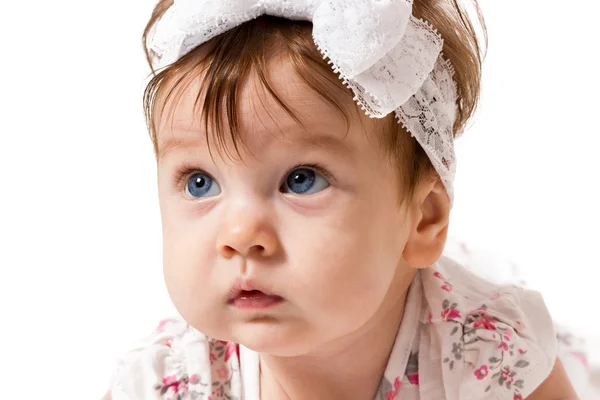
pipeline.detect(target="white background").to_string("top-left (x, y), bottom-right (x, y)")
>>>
top-left (0, 0), bottom-right (598, 397)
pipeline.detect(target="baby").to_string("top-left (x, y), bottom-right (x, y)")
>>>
top-left (106, 0), bottom-right (577, 399)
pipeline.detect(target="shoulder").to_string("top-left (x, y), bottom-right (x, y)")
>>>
top-left (108, 318), bottom-right (241, 400)
top-left (418, 256), bottom-right (558, 400)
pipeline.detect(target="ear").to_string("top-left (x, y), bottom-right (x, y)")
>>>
top-left (402, 178), bottom-right (451, 268)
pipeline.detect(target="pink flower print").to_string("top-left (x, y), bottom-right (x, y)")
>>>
top-left (162, 375), bottom-right (178, 386)
top-left (441, 307), bottom-right (461, 321)
top-left (385, 376), bottom-right (401, 400)
top-left (162, 375), bottom-right (184, 393)
top-left (501, 367), bottom-right (513, 382)
top-left (407, 373), bottom-right (419, 386)
top-left (209, 352), bottom-right (216, 364)
top-left (514, 394), bottom-right (523, 400)
top-left (474, 365), bottom-right (489, 380)
top-left (189, 374), bottom-right (198, 384)
top-left (473, 314), bottom-right (497, 331)
top-left (217, 365), bottom-right (230, 380)
top-left (224, 343), bottom-right (239, 362)
top-left (165, 339), bottom-right (173, 348)
top-left (433, 271), bottom-right (453, 291)
top-left (156, 318), bottom-right (177, 332)
top-left (498, 342), bottom-right (509, 351)
top-left (427, 312), bottom-right (433, 324)
top-left (572, 352), bottom-right (590, 371)
top-left (518, 348), bottom-right (526, 354)
top-left (490, 293), bottom-right (501, 300)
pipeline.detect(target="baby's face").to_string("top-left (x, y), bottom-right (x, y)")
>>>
top-left (155, 60), bottom-right (417, 356)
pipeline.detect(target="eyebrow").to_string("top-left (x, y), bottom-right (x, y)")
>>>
top-left (157, 129), bottom-right (353, 160)
top-left (158, 135), bottom-right (203, 160)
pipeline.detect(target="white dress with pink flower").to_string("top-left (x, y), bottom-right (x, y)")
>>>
top-left (109, 255), bottom-right (557, 400)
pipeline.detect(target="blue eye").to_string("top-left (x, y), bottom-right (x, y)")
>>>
top-left (282, 167), bottom-right (330, 195)
top-left (185, 172), bottom-right (221, 198)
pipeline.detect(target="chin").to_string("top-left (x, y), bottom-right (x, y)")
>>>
top-left (232, 321), bottom-right (315, 357)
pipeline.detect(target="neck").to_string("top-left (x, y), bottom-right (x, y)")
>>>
top-left (259, 269), bottom-right (416, 400)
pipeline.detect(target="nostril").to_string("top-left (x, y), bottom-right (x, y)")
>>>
top-left (220, 244), bottom-right (266, 258)
top-left (249, 244), bottom-right (265, 255)
top-left (221, 245), bottom-right (236, 257)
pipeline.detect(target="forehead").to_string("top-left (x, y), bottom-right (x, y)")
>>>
top-left (154, 58), bottom-right (378, 159)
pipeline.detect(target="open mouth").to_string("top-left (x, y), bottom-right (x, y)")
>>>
top-left (238, 290), bottom-right (267, 299)
top-left (228, 285), bottom-right (284, 310)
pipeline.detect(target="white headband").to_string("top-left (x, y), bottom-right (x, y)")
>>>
top-left (149, 0), bottom-right (458, 204)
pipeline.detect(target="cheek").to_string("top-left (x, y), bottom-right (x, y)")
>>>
top-left (284, 203), bottom-right (404, 323)
top-left (160, 206), bottom-right (228, 336)
top-left (160, 194), bottom-right (217, 282)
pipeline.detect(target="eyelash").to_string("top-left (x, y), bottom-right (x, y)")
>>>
top-left (282, 163), bottom-right (334, 184)
top-left (173, 164), bottom-right (205, 187)
top-left (173, 162), bottom-right (334, 187)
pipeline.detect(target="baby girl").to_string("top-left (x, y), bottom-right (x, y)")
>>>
top-left (106, 0), bottom-right (577, 398)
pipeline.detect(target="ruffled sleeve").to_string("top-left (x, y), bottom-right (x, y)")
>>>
top-left (109, 318), bottom-right (242, 400)
top-left (418, 256), bottom-right (557, 400)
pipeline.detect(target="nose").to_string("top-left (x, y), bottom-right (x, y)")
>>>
top-left (216, 204), bottom-right (279, 259)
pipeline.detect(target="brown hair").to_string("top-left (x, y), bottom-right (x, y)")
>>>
top-left (142, 1), bottom-right (486, 202)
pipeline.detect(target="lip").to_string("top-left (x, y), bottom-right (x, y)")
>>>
top-left (227, 279), bottom-right (283, 310)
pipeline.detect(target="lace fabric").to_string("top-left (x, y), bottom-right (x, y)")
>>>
top-left (149, 0), bottom-right (457, 203)
top-left (395, 57), bottom-right (457, 201)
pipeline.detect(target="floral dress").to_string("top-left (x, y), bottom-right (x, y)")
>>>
top-left (109, 255), bottom-right (557, 400)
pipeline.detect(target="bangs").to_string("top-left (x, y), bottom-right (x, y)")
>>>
top-left (144, 15), bottom-right (354, 160)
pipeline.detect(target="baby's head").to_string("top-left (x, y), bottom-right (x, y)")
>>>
top-left (142, 0), bottom-right (485, 356)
